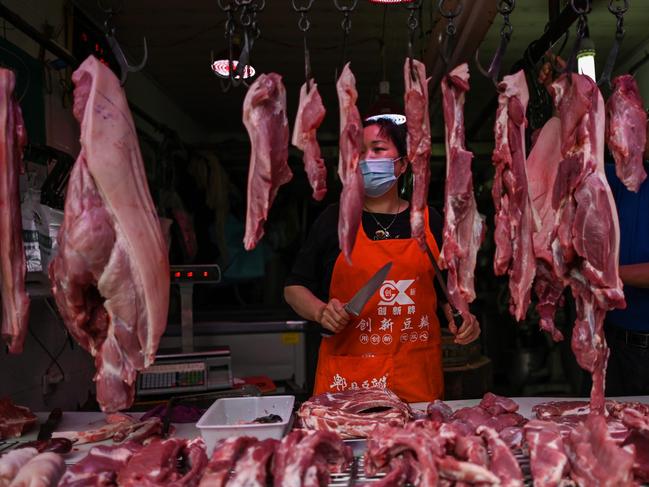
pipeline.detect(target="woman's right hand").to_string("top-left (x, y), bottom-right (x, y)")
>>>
top-left (316, 298), bottom-right (351, 334)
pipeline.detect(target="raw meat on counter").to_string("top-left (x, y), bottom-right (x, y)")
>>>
top-left (0, 399), bottom-right (36, 439)
top-left (243, 73), bottom-right (292, 250)
top-left (0, 448), bottom-right (38, 486)
top-left (200, 431), bottom-right (350, 487)
top-left (292, 80), bottom-right (327, 201)
top-left (0, 68), bottom-right (29, 355)
top-left (58, 442), bottom-right (141, 486)
top-left (117, 438), bottom-right (207, 486)
top-left (227, 439), bottom-right (278, 487)
top-left (364, 421), bottom-right (445, 486)
top-left (491, 70), bottom-right (535, 322)
top-left (430, 392), bottom-right (527, 438)
top-left (476, 425), bottom-right (524, 486)
top-left (273, 430), bottom-right (352, 487)
top-left (48, 56), bottom-right (170, 413)
top-left (404, 58), bottom-right (432, 249)
top-left (547, 73), bottom-right (626, 414)
top-left (565, 415), bottom-right (634, 486)
top-left (336, 63), bottom-right (364, 264)
top-left (524, 420), bottom-right (570, 487)
top-left (198, 436), bottom-right (258, 486)
top-left (364, 420), bottom-right (501, 486)
top-left (52, 413), bottom-right (163, 445)
top-left (439, 63), bottom-right (485, 322)
top-left (606, 74), bottom-right (647, 192)
top-left (5, 452), bottom-right (64, 487)
top-left (297, 388), bottom-right (413, 438)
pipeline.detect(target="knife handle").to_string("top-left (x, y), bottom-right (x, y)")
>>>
top-left (320, 302), bottom-right (354, 338)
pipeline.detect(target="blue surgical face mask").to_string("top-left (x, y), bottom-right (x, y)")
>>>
top-left (360, 158), bottom-right (400, 198)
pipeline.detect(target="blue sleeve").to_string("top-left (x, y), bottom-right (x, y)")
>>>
top-left (604, 163), bottom-right (621, 201)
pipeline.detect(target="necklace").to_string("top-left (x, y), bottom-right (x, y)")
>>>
top-left (365, 201), bottom-right (401, 240)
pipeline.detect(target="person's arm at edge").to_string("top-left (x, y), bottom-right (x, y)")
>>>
top-left (284, 285), bottom-right (350, 333)
top-left (619, 263), bottom-right (649, 288)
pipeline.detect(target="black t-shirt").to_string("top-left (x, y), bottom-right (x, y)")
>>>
top-left (285, 203), bottom-right (446, 303)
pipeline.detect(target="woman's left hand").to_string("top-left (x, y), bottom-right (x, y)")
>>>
top-left (448, 313), bottom-right (480, 345)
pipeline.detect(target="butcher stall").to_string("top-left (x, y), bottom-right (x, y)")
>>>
top-left (1, 0), bottom-right (649, 485)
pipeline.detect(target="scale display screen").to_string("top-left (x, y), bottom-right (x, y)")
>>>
top-left (170, 265), bottom-right (221, 284)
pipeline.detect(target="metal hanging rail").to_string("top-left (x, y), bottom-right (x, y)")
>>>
top-left (466, 0), bottom-right (597, 140)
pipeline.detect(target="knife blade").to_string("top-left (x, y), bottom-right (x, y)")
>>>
top-left (422, 242), bottom-right (463, 329)
top-left (37, 408), bottom-right (62, 441)
top-left (322, 261), bottom-right (393, 337)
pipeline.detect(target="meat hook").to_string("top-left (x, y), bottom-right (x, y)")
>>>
top-left (475, 0), bottom-right (515, 86)
top-left (105, 30), bottom-right (147, 86)
top-left (98, 0), bottom-right (146, 85)
top-left (438, 0), bottom-right (462, 67)
top-left (333, 0), bottom-right (358, 82)
top-left (598, 0), bottom-right (629, 89)
top-left (406, 0), bottom-right (423, 82)
top-left (292, 0), bottom-right (315, 92)
top-left (556, 0), bottom-right (591, 77)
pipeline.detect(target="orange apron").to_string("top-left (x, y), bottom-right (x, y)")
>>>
top-left (313, 207), bottom-right (443, 403)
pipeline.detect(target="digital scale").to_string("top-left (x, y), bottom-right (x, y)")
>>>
top-left (170, 264), bottom-right (221, 353)
top-left (135, 264), bottom-right (232, 397)
top-left (136, 348), bottom-right (232, 396)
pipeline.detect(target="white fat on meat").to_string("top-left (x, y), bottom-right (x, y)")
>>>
top-left (8, 453), bottom-right (65, 487)
top-left (527, 117), bottom-right (566, 342)
top-left (48, 56), bottom-right (170, 413)
top-left (543, 73), bottom-right (625, 414)
top-left (524, 419), bottom-right (570, 487)
top-left (227, 439), bottom-right (277, 487)
top-left (439, 63), bottom-right (485, 322)
top-left (491, 70), bottom-right (535, 321)
top-left (297, 388), bottom-right (412, 439)
top-left (0, 448), bottom-right (38, 487)
top-left (477, 425), bottom-right (524, 487)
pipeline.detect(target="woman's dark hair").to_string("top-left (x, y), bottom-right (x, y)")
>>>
top-left (362, 117), bottom-right (407, 159)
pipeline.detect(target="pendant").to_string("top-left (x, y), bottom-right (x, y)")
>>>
top-left (375, 229), bottom-right (389, 240)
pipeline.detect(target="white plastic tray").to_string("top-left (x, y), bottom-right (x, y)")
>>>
top-left (196, 395), bottom-right (295, 454)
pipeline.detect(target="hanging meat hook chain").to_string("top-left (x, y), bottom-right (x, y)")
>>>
top-left (438, 0), bottom-right (463, 66)
top-left (216, 0), bottom-right (240, 92)
top-left (333, 0), bottom-right (358, 78)
top-left (334, 0), bottom-right (358, 36)
top-left (97, 0), bottom-right (147, 85)
top-left (561, 0), bottom-right (591, 75)
top-left (598, 0), bottom-right (629, 87)
top-left (236, 0), bottom-right (264, 86)
top-left (406, 0), bottom-right (423, 81)
top-left (475, 0), bottom-right (515, 85)
top-left (497, 0), bottom-right (514, 41)
top-left (292, 0), bottom-right (315, 92)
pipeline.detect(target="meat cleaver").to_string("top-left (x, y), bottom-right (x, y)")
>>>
top-left (321, 261), bottom-right (393, 338)
top-left (37, 408), bottom-right (62, 441)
